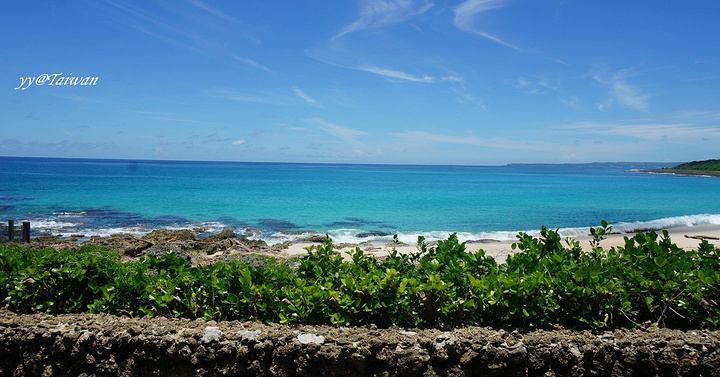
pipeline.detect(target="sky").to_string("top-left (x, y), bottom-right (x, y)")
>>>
top-left (1, 0), bottom-right (719, 165)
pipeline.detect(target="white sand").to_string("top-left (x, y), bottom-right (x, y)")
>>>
top-left (279, 225), bottom-right (720, 262)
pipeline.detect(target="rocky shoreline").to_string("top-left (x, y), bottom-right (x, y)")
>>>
top-left (1, 309), bottom-right (719, 377)
top-left (2, 228), bottom-right (304, 265)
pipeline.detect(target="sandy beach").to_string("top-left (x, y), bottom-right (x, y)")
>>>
top-left (282, 224), bottom-right (720, 262)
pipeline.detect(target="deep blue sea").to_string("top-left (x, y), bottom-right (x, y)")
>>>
top-left (1, 157), bottom-right (719, 244)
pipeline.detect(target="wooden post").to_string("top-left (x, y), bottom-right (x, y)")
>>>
top-left (7, 220), bottom-right (14, 241)
top-left (22, 221), bottom-right (30, 243)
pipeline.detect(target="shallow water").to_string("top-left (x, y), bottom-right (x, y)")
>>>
top-left (1, 157), bottom-right (719, 244)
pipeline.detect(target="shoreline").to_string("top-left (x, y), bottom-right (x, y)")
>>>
top-left (8, 222), bottom-right (719, 265)
top-left (283, 224), bottom-right (720, 262)
top-left (633, 169), bottom-right (720, 178)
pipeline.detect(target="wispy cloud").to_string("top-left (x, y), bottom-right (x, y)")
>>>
top-left (359, 65), bottom-right (434, 82)
top-left (453, 0), bottom-right (519, 50)
top-left (130, 110), bottom-right (216, 125)
top-left (0, 138), bottom-right (117, 153)
top-left (560, 112), bottom-right (720, 142)
top-left (185, 0), bottom-right (239, 23)
top-left (84, 0), bottom-right (255, 59)
top-left (293, 87), bottom-right (323, 107)
top-left (234, 56), bottom-right (272, 72)
top-left (508, 76), bottom-right (560, 94)
top-left (281, 124), bottom-right (309, 132)
top-left (442, 75), bottom-right (465, 84)
top-left (52, 93), bottom-right (118, 105)
top-left (306, 118), bottom-right (370, 142)
top-left (205, 88), bottom-right (277, 104)
top-left (681, 75), bottom-right (720, 82)
top-left (452, 89), bottom-right (487, 110)
top-left (392, 130), bottom-right (555, 151)
top-left (232, 139), bottom-right (247, 146)
top-left (593, 68), bottom-right (650, 112)
top-left (334, 0), bottom-right (433, 39)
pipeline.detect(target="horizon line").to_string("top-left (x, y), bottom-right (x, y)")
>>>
top-left (0, 155), bottom-right (684, 168)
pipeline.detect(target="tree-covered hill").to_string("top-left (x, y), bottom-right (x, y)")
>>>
top-left (670, 159), bottom-right (720, 172)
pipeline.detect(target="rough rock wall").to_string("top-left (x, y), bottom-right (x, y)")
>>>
top-left (0, 310), bottom-right (719, 377)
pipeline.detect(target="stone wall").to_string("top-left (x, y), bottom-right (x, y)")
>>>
top-left (0, 310), bottom-right (718, 376)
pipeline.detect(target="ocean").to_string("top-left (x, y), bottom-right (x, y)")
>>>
top-left (1, 157), bottom-right (719, 245)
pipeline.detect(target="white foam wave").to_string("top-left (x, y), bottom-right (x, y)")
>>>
top-left (164, 221), bottom-right (227, 233)
top-left (27, 217), bottom-right (230, 238)
top-left (24, 214), bottom-right (720, 244)
top-left (290, 214), bottom-right (720, 245)
top-left (610, 214), bottom-right (720, 233)
top-left (27, 219), bottom-right (83, 231)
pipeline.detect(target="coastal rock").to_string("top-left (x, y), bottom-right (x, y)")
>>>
top-left (142, 229), bottom-right (198, 243)
top-left (82, 234), bottom-right (153, 257)
top-left (237, 238), bottom-right (268, 250)
top-left (30, 236), bottom-right (77, 250)
top-left (357, 231), bottom-right (389, 238)
top-left (204, 228), bottom-right (235, 242)
top-left (137, 236), bottom-right (270, 260)
top-left (302, 234), bottom-right (328, 243)
top-left (19, 227), bottom-right (276, 264)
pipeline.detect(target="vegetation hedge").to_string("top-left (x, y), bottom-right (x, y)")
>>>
top-left (1, 223), bottom-right (719, 330)
top-left (671, 159), bottom-right (720, 172)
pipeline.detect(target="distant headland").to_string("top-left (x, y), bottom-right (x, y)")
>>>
top-left (636, 159), bottom-right (720, 177)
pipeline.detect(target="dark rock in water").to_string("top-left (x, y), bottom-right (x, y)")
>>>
top-left (142, 229), bottom-right (198, 243)
top-left (302, 234), bottom-right (327, 243)
top-left (258, 219), bottom-right (298, 231)
top-left (205, 228), bottom-right (235, 242)
top-left (83, 234), bottom-right (153, 257)
top-left (467, 239), bottom-right (502, 244)
top-left (357, 231), bottom-right (389, 238)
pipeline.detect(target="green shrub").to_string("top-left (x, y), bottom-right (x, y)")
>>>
top-left (0, 223), bottom-right (718, 330)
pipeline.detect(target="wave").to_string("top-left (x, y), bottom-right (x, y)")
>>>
top-left (250, 214), bottom-right (720, 246)
top-left (19, 213), bottom-right (720, 246)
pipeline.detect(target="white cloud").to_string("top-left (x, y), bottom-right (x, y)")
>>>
top-left (129, 110), bottom-right (220, 126)
top-left (293, 87), bottom-right (323, 107)
top-left (359, 65), bottom-right (434, 82)
top-left (392, 130), bottom-right (555, 151)
top-left (593, 69), bottom-right (650, 112)
top-left (560, 96), bottom-right (579, 107)
top-left (441, 75), bottom-right (464, 83)
top-left (508, 76), bottom-right (560, 95)
top-left (334, 0), bottom-right (433, 39)
top-left (306, 118), bottom-right (369, 141)
top-left (185, 0), bottom-right (239, 23)
top-left (453, 0), bottom-right (519, 50)
top-left (281, 124), bottom-right (308, 132)
top-left (206, 89), bottom-right (275, 104)
top-left (234, 56), bottom-right (272, 72)
top-left (452, 89), bottom-right (487, 110)
top-left (562, 122), bottom-right (720, 142)
top-left (232, 140), bottom-right (247, 146)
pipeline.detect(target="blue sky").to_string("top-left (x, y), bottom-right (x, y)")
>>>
top-left (1, 0), bottom-right (719, 165)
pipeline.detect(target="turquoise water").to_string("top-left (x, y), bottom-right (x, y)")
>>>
top-left (1, 157), bottom-right (719, 244)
